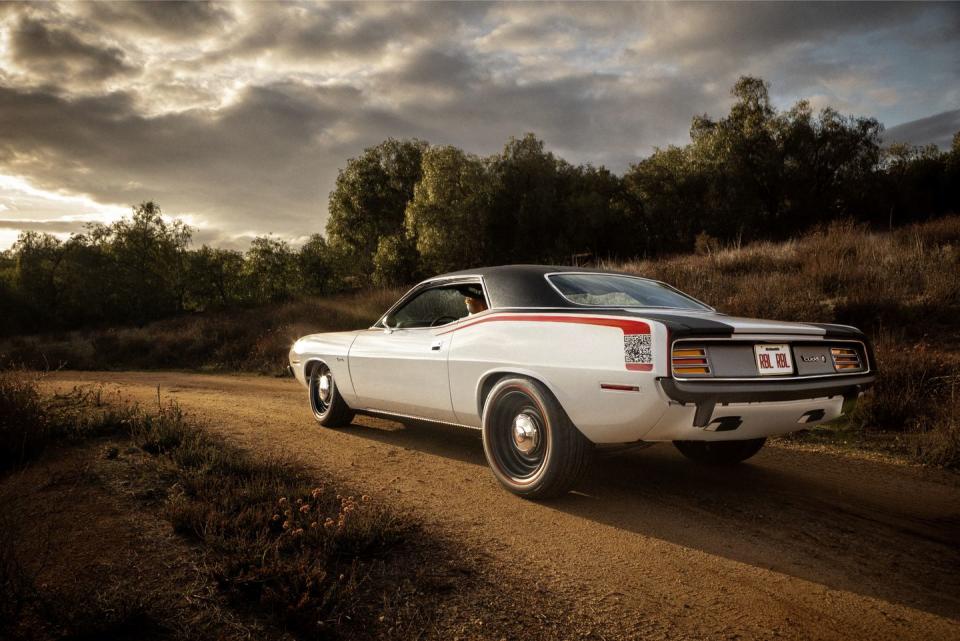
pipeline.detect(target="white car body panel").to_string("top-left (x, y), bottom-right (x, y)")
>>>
top-left (290, 267), bottom-right (875, 446)
top-left (349, 328), bottom-right (456, 422)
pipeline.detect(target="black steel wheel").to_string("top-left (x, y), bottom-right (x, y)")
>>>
top-left (482, 377), bottom-right (592, 499)
top-left (673, 438), bottom-right (766, 465)
top-left (309, 362), bottom-right (354, 427)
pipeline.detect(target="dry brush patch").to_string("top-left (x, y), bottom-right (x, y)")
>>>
top-left (0, 288), bottom-right (403, 375)
top-left (0, 372), bottom-right (441, 639)
top-left (0, 372), bottom-right (608, 641)
top-left (608, 217), bottom-right (960, 467)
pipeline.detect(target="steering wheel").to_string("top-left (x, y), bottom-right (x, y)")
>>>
top-left (431, 316), bottom-right (458, 327)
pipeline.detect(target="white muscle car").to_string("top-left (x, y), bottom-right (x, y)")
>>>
top-left (290, 266), bottom-right (876, 498)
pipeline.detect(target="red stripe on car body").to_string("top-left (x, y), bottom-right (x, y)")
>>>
top-left (436, 312), bottom-right (653, 372)
top-left (437, 313), bottom-right (651, 336)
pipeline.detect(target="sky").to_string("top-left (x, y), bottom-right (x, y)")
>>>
top-left (0, 1), bottom-right (958, 250)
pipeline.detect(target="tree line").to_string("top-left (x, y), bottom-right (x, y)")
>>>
top-left (1, 76), bottom-right (958, 335)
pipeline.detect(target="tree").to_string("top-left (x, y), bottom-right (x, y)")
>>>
top-left (372, 233), bottom-right (419, 287)
top-left (486, 134), bottom-right (561, 263)
top-left (404, 146), bottom-right (492, 274)
top-left (244, 236), bottom-right (301, 303)
top-left (326, 138), bottom-right (428, 277)
top-left (105, 202), bottom-right (193, 323)
top-left (12, 231), bottom-right (64, 323)
top-left (299, 234), bottom-right (336, 295)
top-left (185, 246), bottom-right (245, 310)
top-left (622, 145), bottom-right (708, 253)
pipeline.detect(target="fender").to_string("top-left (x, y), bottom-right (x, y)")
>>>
top-left (473, 366), bottom-right (569, 423)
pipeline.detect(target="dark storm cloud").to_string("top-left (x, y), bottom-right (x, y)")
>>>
top-left (0, 1), bottom-right (956, 247)
top-left (885, 110), bottom-right (960, 150)
top-left (626, 2), bottom-right (931, 58)
top-left (9, 16), bottom-right (136, 81)
top-left (0, 219), bottom-right (88, 235)
top-left (209, 2), bottom-right (486, 65)
top-left (0, 81), bottom-right (424, 235)
top-left (82, 1), bottom-right (234, 39)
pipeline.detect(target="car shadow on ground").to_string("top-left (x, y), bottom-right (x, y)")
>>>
top-left (338, 415), bottom-right (489, 467)
top-left (339, 416), bottom-right (960, 621)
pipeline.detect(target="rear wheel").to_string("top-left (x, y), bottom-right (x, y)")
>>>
top-left (309, 362), bottom-right (354, 427)
top-left (482, 377), bottom-right (592, 499)
top-left (673, 438), bottom-right (766, 465)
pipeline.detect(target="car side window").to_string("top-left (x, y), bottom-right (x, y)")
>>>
top-left (388, 286), bottom-right (471, 328)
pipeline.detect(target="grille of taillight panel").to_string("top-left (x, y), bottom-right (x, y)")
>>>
top-left (830, 346), bottom-right (863, 371)
top-left (672, 346), bottom-right (711, 376)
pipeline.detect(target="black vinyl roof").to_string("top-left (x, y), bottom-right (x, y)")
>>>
top-left (427, 264), bottom-right (640, 309)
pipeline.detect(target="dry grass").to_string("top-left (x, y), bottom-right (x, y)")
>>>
top-left (609, 218), bottom-right (960, 339)
top-left (608, 217), bottom-right (960, 467)
top-left (0, 371), bottom-right (442, 640)
top-left (0, 288), bottom-right (403, 375)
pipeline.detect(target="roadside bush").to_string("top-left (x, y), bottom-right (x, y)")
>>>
top-left (0, 370), bottom-right (432, 638)
top-left (144, 412), bottom-right (416, 635)
top-left (0, 371), bottom-right (53, 473)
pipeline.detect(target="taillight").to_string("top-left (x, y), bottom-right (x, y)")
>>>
top-left (672, 346), bottom-right (711, 376)
top-left (830, 347), bottom-right (862, 371)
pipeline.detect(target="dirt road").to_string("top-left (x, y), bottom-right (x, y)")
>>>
top-left (45, 371), bottom-right (960, 641)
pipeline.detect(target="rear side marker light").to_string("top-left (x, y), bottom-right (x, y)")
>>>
top-left (600, 383), bottom-right (640, 392)
top-left (830, 347), bottom-right (862, 371)
top-left (672, 346), bottom-right (711, 376)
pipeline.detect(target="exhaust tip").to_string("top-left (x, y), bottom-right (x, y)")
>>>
top-left (798, 409), bottom-right (826, 424)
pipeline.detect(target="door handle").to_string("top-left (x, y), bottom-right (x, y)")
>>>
top-left (431, 339), bottom-right (443, 351)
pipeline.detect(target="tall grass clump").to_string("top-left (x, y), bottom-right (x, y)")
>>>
top-left (0, 370), bottom-right (52, 473)
top-left (0, 370), bottom-right (136, 474)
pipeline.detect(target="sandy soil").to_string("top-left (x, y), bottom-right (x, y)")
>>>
top-left (43, 371), bottom-right (960, 641)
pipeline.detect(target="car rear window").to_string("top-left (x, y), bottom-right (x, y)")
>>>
top-left (547, 273), bottom-right (710, 310)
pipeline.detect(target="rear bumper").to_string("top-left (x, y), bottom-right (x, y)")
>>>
top-left (658, 373), bottom-right (876, 428)
top-left (660, 373), bottom-right (876, 404)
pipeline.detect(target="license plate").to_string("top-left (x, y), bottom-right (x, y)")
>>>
top-left (754, 344), bottom-right (793, 375)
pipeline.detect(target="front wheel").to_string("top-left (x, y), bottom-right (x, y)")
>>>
top-left (482, 377), bottom-right (592, 499)
top-left (673, 438), bottom-right (766, 465)
top-left (309, 362), bottom-right (354, 427)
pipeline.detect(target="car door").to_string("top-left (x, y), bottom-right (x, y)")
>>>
top-left (349, 283), bottom-right (477, 422)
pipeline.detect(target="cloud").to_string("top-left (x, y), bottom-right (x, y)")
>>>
top-left (81, 1), bottom-right (234, 40)
top-left (0, 218), bottom-right (89, 234)
top-left (0, 81), bottom-right (428, 238)
top-left (8, 15), bottom-right (137, 82)
top-left (884, 109), bottom-right (960, 150)
top-left (0, 1), bottom-right (957, 249)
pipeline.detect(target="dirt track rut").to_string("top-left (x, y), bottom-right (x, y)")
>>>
top-left (45, 371), bottom-right (960, 641)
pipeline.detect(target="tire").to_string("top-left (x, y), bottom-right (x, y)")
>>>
top-left (308, 362), bottom-right (354, 427)
top-left (673, 438), bottom-right (766, 465)
top-left (481, 377), bottom-right (592, 499)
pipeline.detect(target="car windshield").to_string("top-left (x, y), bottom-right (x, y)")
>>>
top-left (548, 273), bottom-right (710, 310)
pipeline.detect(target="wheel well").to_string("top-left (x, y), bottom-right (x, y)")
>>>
top-left (304, 359), bottom-right (326, 378)
top-left (477, 371), bottom-right (556, 417)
